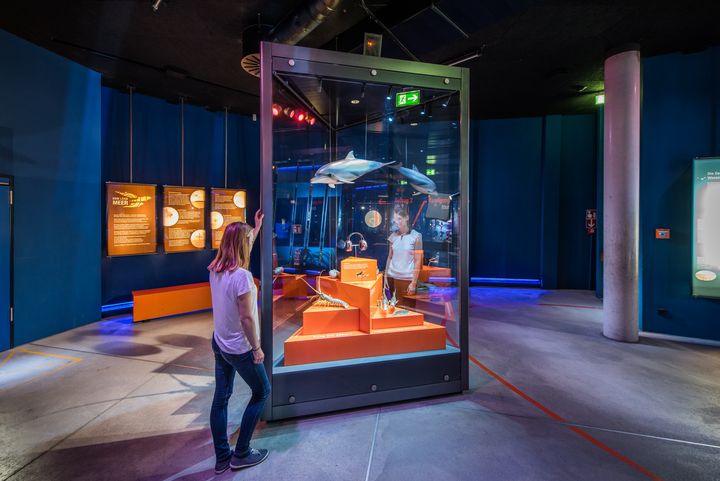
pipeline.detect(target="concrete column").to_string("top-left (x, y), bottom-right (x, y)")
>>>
top-left (603, 48), bottom-right (641, 342)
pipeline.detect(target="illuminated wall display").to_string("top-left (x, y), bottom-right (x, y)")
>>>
top-left (210, 188), bottom-right (247, 249)
top-left (106, 182), bottom-right (157, 256)
top-left (163, 186), bottom-right (206, 252)
top-left (693, 157), bottom-right (720, 298)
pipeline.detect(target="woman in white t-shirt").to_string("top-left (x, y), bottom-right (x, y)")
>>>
top-left (385, 205), bottom-right (423, 303)
top-left (207, 211), bottom-right (270, 474)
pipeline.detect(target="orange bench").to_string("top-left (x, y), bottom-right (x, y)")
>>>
top-left (132, 282), bottom-right (212, 322)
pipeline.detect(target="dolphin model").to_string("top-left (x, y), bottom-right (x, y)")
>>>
top-left (310, 151), bottom-right (391, 188)
top-left (390, 164), bottom-right (437, 195)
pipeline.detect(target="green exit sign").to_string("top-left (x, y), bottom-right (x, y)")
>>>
top-left (396, 90), bottom-right (420, 107)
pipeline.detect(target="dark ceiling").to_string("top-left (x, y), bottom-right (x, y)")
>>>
top-left (2, 0), bottom-right (720, 118)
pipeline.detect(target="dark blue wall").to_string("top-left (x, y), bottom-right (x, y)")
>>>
top-left (0, 30), bottom-right (101, 345)
top-left (641, 46), bottom-right (720, 340)
top-left (471, 117), bottom-right (544, 280)
top-left (101, 88), bottom-right (260, 304)
top-left (470, 115), bottom-right (598, 288)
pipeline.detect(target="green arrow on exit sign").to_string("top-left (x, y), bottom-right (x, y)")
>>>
top-left (396, 90), bottom-right (421, 107)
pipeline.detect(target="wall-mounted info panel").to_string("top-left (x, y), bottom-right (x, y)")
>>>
top-left (163, 186), bottom-right (206, 253)
top-left (693, 157), bottom-right (720, 298)
top-left (107, 182), bottom-right (157, 256)
top-left (211, 188), bottom-right (247, 249)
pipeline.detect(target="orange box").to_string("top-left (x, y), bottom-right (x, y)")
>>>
top-left (283, 322), bottom-right (446, 365)
top-left (372, 308), bottom-right (424, 330)
top-left (420, 265), bottom-right (452, 285)
top-left (317, 274), bottom-right (383, 332)
top-left (132, 282), bottom-right (211, 322)
top-left (302, 304), bottom-right (360, 334)
top-left (276, 273), bottom-right (310, 298)
top-left (340, 257), bottom-right (378, 283)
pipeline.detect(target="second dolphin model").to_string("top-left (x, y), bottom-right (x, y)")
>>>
top-left (310, 150), bottom-right (391, 188)
top-left (390, 164), bottom-right (437, 195)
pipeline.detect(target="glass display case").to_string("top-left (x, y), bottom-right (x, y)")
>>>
top-left (259, 42), bottom-right (469, 420)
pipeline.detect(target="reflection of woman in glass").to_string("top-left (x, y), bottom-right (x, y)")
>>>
top-left (386, 205), bottom-right (423, 301)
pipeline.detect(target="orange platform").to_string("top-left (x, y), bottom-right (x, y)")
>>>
top-left (275, 273), bottom-right (310, 298)
top-left (302, 304), bottom-right (360, 335)
top-left (420, 265), bottom-right (452, 285)
top-left (132, 282), bottom-right (211, 322)
top-left (371, 308), bottom-right (424, 329)
top-left (317, 274), bottom-right (383, 332)
top-left (283, 322), bottom-right (446, 365)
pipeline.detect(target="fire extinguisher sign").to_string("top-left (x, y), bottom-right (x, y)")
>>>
top-left (586, 209), bottom-right (597, 235)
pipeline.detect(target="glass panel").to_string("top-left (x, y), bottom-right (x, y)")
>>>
top-left (271, 68), bottom-right (461, 369)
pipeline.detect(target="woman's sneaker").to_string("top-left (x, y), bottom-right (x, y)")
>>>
top-left (230, 448), bottom-right (269, 470)
top-left (215, 451), bottom-right (233, 474)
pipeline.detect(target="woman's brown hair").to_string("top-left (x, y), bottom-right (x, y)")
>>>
top-left (208, 222), bottom-right (253, 273)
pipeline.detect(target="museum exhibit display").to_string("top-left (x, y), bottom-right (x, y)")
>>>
top-left (162, 185), bottom-right (206, 252)
top-left (692, 157), bottom-right (720, 298)
top-left (106, 182), bottom-right (157, 256)
top-left (210, 188), bottom-right (247, 249)
top-left (258, 42), bottom-right (469, 420)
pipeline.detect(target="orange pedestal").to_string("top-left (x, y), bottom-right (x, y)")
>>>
top-left (317, 274), bottom-right (383, 332)
top-left (302, 305), bottom-right (360, 335)
top-left (275, 273), bottom-right (310, 298)
top-left (284, 322), bottom-right (446, 365)
top-left (132, 282), bottom-right (211, 322)
top-left (420, 266), bottom-right (452, 285)
top-left (372, 308), bottom-right (424, 329)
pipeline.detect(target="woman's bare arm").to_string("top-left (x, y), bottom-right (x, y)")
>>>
top-left (237, 291), bottom-right (264, 363)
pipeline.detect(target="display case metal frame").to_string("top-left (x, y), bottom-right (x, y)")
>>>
top-left (259, 41), bottom-right (469, 421)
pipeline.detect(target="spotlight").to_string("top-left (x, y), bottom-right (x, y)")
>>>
top-left (272, 104), bottom-right (282, 116)
top-left (351, 99), bottom-right (360, 105)
top-left (388, 117), bottom-right (394, 123)
top-left (283, 107), bottom-right (296, 118)
top-left (307, 116), bottom-right (316, 126)
top-left (410, 122), bottom-right (418, 127)
top-left (152, 0), bottom-right (162, 12)
top-left (297, 112), bottom-right (305, 122)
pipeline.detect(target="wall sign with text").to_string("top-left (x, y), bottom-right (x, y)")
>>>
top-left (210, 188), bottom-right (247, 249)
top-left (693, 157), bottom-right (720, 298)
top-left (106, 182), bottom-right (157, 256)
top-left (163, 186), bottom-right (206, 252)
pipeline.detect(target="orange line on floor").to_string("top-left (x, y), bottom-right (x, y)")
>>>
top-left (17, 349), bottom-right (82, 361)
top-left (441, 317), bottom-right (665, 481)
top-left (0, 351), bottom-right (15, 369)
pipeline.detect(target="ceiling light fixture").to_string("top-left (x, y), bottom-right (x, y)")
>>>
top-left (351, 99), bottom-right (360, 104)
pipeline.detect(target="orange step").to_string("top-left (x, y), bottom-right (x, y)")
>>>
top-left (283, 322), bottom-right (446, 366)
top-left (132, 282), bottom-right (211, 322)
top-left (372, 308), bottom-right (424, 329)
top-left (317, 274), bottom-right (383, 332)
top-left (302, 304), bottom-right (360, 334)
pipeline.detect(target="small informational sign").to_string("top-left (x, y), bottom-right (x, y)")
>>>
top-left (655, 228), bottom-right (671, 240)
top-left (210, 188), bottom-right (246, 249)
top-left (163, 186), bottom-right (206, 252)
top-left (107, 182), bottom-right (157, 256)
top-left (586, 209), bottom-right (597, 235)
top-left (692, 157), bottom-right (720, 298)
top-left (396, 90), bottom-right (420, 107)
top-left (426, 194), bottom-right (451, 221)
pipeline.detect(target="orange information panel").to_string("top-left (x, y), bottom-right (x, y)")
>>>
top-left (163, 186), bottom-right (206, 252)
top-left (210, 188), bottom-right (247, 249)
top-left (106, 182), bottom-right (157, 256)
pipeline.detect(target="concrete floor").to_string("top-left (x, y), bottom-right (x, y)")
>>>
top-left (1, 288), bottom-right (719, 481)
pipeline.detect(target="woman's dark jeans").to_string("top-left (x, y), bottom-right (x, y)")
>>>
top-left (210, 336), bottom-right (271, 462)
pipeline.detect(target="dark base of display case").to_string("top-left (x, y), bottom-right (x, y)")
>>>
top-left (268, 346), bottom-right (462, 420)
